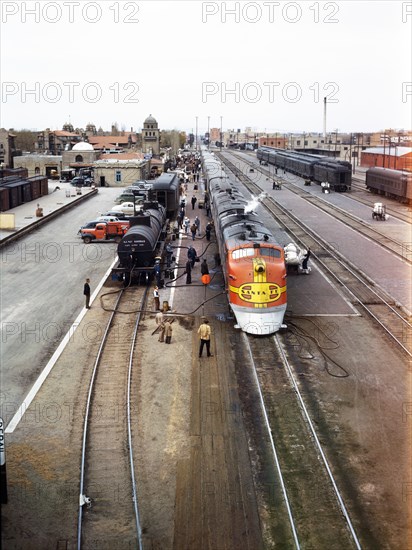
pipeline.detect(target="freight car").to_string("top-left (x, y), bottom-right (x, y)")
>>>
top-left (203, 150), bottom-right (287, 335)
top-left (114, 202), bottom-right (167, 283)
top-left (149, 172), bottom-right (180, 217)
top-left (257, 147), bottom-right (352, 191)
top-left (366, 167), bottom-right (412, 204)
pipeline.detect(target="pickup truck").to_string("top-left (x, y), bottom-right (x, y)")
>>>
top-left (80, 221), bottom-right (130, 243)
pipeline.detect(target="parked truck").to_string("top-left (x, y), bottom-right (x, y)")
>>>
top-left (80, 221), bottom-right (130, 243)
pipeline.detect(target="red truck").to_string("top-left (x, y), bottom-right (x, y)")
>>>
top-left (80, 221), bottom-right (130, 244)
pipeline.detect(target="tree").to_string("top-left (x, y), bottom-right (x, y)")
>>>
top-left (13, 130), bottom-right (36, 152)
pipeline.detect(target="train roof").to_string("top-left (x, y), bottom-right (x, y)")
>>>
top-left (151, 172), bottom-right (179, 190)
top-left (367, 166), bottom-right (412, 178)
top-left (258, 146), bottom-right (350, 166)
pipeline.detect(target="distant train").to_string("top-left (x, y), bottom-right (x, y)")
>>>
top-left (203, 150), bottom-right (287, 335)
top-left (257, 147), bottom-right (352, 192)
top-left (365, 167), bottom-right (412, 204)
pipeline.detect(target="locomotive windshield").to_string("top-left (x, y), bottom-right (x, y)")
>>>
top-left (232, 247), bottom-right (281, 260)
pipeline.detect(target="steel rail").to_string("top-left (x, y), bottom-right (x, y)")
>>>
top-left (243, 334), bottom-right (301, 549)
top-left (77, 289), bottom-right (124, 550)
top-left (127, 287), bottom-right (149, 550)
top-left (273, 335), bottom-right (362, 550)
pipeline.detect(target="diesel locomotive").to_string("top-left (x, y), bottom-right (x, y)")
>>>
top-left (257, 146), bottom-right (352, 191)
top-left (203, 150), bottom-right (287, 335)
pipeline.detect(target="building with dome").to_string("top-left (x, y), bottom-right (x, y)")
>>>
top-left (142, 114), bottom-right (160, 157)
top-left (62, 140), bottom-right (97, 170)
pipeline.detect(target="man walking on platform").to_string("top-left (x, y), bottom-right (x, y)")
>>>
top-left (153, 286), bottom-right (160, 310)
top-left (84, 278), bottom-right (91, 309)
top-left (185, 260), bottom-right (192, 284)
top-left (198, 318), bottom-right (213, 357)
top-left (201, 259), bottom-right (209, 276)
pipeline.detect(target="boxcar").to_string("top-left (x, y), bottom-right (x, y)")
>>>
top-left (28, 177), bottom-right (41, 200)
top-left (0, 187), bottom-right (10, 211)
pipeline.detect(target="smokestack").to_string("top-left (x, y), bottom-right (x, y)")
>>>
top-left (323, 97), bottom-right (327, 140)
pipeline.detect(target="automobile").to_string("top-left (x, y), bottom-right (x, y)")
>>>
top-left (113, 193), bottom-right (145, 205)
top-left (130, 181), bottom-right (152, 190)
top-left (77, 220), bottom-right (101, 234)
top-left (95, 215), bottom-right (120, 222)
top-left (102, 210), bottom-right (130, 220)
top-left (71, 176), bottom-right (93, 187)
top-left (111, 202), bottom-right (143, 216)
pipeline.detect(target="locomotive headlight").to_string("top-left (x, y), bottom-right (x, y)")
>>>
top-left (254, 259), bottom-right (265, 273)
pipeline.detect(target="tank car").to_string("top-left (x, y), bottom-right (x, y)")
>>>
top-left (366, 167), bottom-right (412, 203)
top-left (203, 151), bottom-right (287, 335)
top-left (117, 202), bottom-right (166, 270)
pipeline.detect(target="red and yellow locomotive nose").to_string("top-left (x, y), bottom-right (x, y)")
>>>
top-left (229, 257), bottom-right (286, 307)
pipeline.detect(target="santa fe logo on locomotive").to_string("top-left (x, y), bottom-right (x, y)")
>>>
top-left (230, 282), bottom-right (286, 306)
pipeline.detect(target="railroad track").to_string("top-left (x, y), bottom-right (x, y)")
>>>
top-left (244, 332), bottom-right (361, 549)
top-left (226, 151), bottom-right (412, 259)
top-left (77, 286), bottom-right (147, 550)
top-left (217, 153), bottom-right (412, 358)
top-left (349, 176), bottom-right (412, 224)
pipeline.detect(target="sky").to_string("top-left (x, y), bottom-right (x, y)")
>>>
top-left (0, 0), bottom-right (411, 135)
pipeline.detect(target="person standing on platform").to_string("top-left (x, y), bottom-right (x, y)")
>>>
top-left (191, 195), bottom-right (197, 209)
top-left (302, 248), bottom-right (311, 273)
top-left (164, 320), bottom-right (173, 344)
top-left (185, 260), bottom-right (192, 284)
top-left (84, 278), bottom-right (91, 309)
top-left (153, 286), bottom-right (160, 310)
top-left (190, 223), bottom-right (197, 241)
top-left (184, 217), bottom-right (190, 234)
top-left (188, 245), bottom-right (197, 268)
top-left (201, 259), bottom-right (209, 276)
top-left (205, 222), bottom-right (212, 241)
top-left (155, 310), bottom-right (165, 342)
top-left (165, 244), bottom-right (173, 268)
top-left (194, 216), bottom-right (200, 235)
top-left (154, 260), bottom-right (162, 287)
top-left (198, 318), bottom-right (213, 357)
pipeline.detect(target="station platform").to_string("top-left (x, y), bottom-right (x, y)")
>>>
top-left (0, 181), bottom-right (97, 245)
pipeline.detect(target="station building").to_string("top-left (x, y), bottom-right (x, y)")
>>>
top-left (13, 154), bottom-right (62, 178)
top-left (361, 147), bottom-right (412, 171)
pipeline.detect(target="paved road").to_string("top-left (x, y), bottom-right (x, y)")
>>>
top-left (1, 187), bottom-right (121, 425)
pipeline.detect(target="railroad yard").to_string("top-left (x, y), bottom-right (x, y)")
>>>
top-left (1, 150), bottom-right (411, 549)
